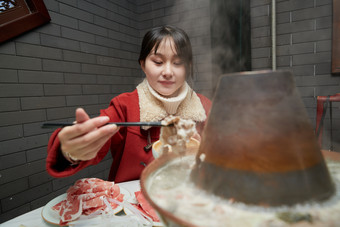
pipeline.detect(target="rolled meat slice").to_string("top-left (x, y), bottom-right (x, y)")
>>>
top-left (52, 178), bottom-right (124, 224)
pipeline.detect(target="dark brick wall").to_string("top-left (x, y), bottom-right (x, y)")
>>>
top-left (250, 0), bottom-right (340, 151)
top-left (0, 0), bottom-right (212, 223)
top-left (0, 0), bottom-right (142, 222)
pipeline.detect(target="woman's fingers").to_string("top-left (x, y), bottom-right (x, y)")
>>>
top-left (75, 108), bottom-right (90, 123)
top-left (59, 116), bottom-right (110, 141)
top-left (63, 123), bottom-right (117, 151)
top-left (75, 131), bottom-right (116, 160)
top-left (60, 124), bottom-right (118, 160)
top-left (58, 108), bottom-right (119, 162)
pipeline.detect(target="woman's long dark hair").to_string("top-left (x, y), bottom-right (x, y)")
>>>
top-left (138, 25), bottom-right (194, 81)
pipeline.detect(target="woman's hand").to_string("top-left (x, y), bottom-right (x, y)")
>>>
top-left (58, 108), bottom-right (119, 162)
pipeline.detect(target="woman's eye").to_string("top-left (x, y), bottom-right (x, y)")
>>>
top-left (153, 60), bottom-right (162, 65)
top-left (174, 61), bottom-right (183, 65)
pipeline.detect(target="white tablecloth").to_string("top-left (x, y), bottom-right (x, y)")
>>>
top-left (2, 180), bottom-right (141, 227)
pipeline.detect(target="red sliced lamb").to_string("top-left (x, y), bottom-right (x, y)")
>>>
top-left (133, 191), bottom-right (160, 222)
top-left (52, 178), bottom-right (124, 224)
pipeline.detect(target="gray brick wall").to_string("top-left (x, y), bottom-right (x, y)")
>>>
top-left (250, 0), bottom-right (340, 151)
top-left (0, 0), bottom-right (140, 222)
top-left (0, 0), bottom-right (213, 223)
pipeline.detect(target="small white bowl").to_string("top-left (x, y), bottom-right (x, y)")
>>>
top-left (152, 138), bottom-right (200, 159)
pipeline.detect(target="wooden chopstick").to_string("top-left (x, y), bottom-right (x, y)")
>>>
top-left (41, 122), bottom-right (168, 128)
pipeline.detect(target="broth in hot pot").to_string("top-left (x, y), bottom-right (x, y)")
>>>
top-left (145, 155), bottom-right (340, 227)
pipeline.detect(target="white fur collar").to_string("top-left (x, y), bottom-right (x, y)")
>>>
top-left (137, 79), bottom-right (206, 127)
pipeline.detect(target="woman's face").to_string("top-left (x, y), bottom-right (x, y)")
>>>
top-left (141, 37), bottom-right (187, 98)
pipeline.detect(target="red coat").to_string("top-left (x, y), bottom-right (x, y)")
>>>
top-left (46, 89), bottom-right (211, 183)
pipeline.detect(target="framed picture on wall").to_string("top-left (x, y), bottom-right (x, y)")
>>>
top-left (0, 0), bottom-right (51, 43)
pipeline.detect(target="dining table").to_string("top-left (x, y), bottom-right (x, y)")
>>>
top-left (1, 180), bottom-right (141, 227)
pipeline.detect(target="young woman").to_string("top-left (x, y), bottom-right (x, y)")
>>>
top-left (46, 25), bottom-right (211, 183)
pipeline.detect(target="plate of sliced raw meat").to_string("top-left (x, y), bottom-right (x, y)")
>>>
top-left (41, 178), bottom-right (130, 226)
top-left (124, 191), bottom-right (163, 226)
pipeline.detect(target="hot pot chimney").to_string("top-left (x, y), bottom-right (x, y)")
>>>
top-left (191, 70), bottom-right (334, 206)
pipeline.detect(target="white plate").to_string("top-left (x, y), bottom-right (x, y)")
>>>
top-left (42, 187), bottom-right (130, 226)
top-left (124, 206), bottom-right (163, 226)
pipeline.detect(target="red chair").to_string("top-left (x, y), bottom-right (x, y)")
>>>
top-left (315, 93), bottom-right (340, 149)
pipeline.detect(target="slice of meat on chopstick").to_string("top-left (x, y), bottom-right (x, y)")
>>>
top-left (160, 115), bottom-right (197, 155)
